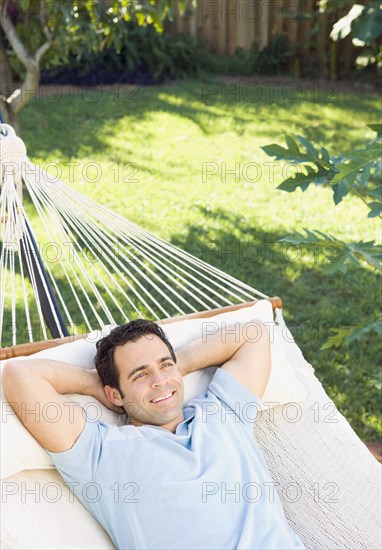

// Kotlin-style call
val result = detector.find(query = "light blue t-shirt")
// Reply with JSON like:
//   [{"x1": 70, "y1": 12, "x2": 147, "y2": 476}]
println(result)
[{"x1": 48, "y1": 368, "x2": 305, "y2": 550}]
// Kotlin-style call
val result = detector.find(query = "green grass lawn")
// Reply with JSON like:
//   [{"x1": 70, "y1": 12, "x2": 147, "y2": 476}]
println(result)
[{"x1": 16, "y1": 76, "x2": 381, "y2": 441}]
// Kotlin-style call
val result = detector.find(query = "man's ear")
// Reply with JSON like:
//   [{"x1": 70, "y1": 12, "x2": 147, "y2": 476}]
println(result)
[{"x1": 104, "y1": 385, "x2": 123, "y2": 406}]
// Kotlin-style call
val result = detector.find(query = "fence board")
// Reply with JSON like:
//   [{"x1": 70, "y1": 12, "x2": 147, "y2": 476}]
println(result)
[
  {"x1": 214, "y1": 1, "x2": 226, "y2": 55},
  {"x1": 299, "y1": 0, "x2": 314, "y2": 55},
  {"x1": 170, "y1": 0, "x2": 366, "y2": 77},
  {"x1": 284, "y1": 0, "x2": 299, "y2": 52},
  {"x1": 187, "y1": 0, "x2": 198, "y2": 36},
  {"x1": 258, "y1": 0, "x2": 270, "y2": 50},
  {"x1": 227, "y1": 0, "x2": 238, "y2": 55},
  {"x1": 272, "y1": 0, "x2": 285, "y2": 36}
]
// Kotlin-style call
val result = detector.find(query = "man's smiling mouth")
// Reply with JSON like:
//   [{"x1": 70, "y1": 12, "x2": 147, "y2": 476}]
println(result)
[{"x1": 150, "y1": 390, "x2": 175, "y2": 404}]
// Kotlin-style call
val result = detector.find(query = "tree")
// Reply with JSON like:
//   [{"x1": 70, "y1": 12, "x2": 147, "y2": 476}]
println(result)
[
  {"x1": 329, "y1": 0, "x2": 382, "y2": 73},
  {"x1": 330, "y1": 0, "x2": 382, "y2": 45},
  {"x1": 0, "y1": 0, "x2": 187, "y2": 133}
]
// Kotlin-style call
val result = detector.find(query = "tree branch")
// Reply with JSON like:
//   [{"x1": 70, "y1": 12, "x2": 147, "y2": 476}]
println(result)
[
  {"x1": 0, "y1": 0, "x2": 52, "y2": 126},
  {"x1": 11, "y1": 69, "x2": 40, "y2": 114},
  {"x1": 0, "y1": 1, "x2": 35, "y2": 71},
  {"x1": 39, "y1": 0, "x2": 54, "y2": 41},
  {"x1": 35, "y1": 40, "x2": 51, "y2": 65},
  {"x1": 0, "y1": 26, "x2": 14, "y2": 98}
]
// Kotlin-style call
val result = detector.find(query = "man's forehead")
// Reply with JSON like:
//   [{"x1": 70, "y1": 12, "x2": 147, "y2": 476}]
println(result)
[{"x1": 114, "y1": 335, "x2": 170, "y2": 371}]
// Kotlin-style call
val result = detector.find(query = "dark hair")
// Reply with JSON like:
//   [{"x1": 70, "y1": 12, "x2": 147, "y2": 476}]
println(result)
[{"x1": 95, "y1": 319, "x2": 176, "y2": 396}]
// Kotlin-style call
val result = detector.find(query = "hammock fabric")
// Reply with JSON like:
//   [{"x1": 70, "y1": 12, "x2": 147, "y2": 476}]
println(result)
[{"x1": 0, "y1": 124, "x2": 381, "y2": 549}]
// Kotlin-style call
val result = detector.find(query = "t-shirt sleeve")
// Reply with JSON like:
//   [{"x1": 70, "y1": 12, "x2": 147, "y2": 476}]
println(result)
[
  {"x1": 47, "y1": 417, "x2": 104, "y2": 488},
  {"x1": 208, "y1": 368, "x2": 262, "y2": 428}
]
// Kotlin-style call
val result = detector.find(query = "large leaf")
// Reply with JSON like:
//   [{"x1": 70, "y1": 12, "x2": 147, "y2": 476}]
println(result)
[
  {"x1": 277, "y1": 165, "x2": 331, "y2": 192},
  {"x1": 262, "y1": 141, "x2": 308, "y2": 163},
  {"x1": 330, "y1": 145, "x2": 382, "y2": 204},
  {"x1": 322, "y1": 318, "x2": 382, "y2": 349},
  {"x1": 330, "y1": 4, "x2": 364, "y2": 41},
  {"x1": 263, "y1": 135, "x2": 336, "y2": 193},
  {"x1": 263, "y1": 135, "x2": 333, "y2": 167},
  {"x1": 367, "y1": 201, "x2": 382, "y2": 218},
  {"x1": 332, "y1": 178, "x2": 350, "y2": 204},
  {"x1": 330, "y1": 1, "x2": 382, "y2": 44},
  {"x1": 280, "y1": 230, "x2": 382, "y2": 273},
  {"x1": 264, "y1": 130, "x2": 382, "y2": 207},
  {"x1": 351, "y1": 1, "x2": 382, "y2": 44}
]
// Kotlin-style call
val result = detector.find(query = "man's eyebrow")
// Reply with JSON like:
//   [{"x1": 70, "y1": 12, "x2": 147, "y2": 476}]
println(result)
[{"x1": 127, "y1": 356, "x2": 174, "y2": 380}]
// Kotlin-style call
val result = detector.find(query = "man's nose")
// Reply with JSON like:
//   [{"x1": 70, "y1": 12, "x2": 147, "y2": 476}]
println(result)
[{"x1": 150, "y1": 370, "x2": 168, "y2": 387}]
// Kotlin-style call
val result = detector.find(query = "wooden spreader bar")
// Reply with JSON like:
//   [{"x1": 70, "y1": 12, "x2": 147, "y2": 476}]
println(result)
[{"x1": 0, "y1": 297, "x2": 283, "y2": 361}]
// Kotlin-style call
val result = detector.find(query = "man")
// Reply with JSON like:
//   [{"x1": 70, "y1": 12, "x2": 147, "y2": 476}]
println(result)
[{"x1": 3, "y1": 318, "x2": 305, "y2": 550}]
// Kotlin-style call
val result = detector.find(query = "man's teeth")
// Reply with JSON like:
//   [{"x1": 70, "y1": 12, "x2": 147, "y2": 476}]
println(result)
[{"x1": 152, "y1": 392, "x2": 173, "y2": 403}]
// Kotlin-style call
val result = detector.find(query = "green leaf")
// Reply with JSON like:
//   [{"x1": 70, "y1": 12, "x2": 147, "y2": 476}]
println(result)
[
  {"x1": 264, "y1": 129, "x2": 381, "y2": 211},
  {"x1": 330, "y1": 147, "x2": 381, "y2": 201},
  {"x1": 352, "y1": 241, "x2": 382, "y2": 271},
  {"x1": 263, "y1": 134, "x2": 336, "y2": 169},
  {"x1": 332, "y1": 179, "x2": 350, "y2": 204},
  {"x1": 321, "y1": 146, "x2": 331, "y2": 164},
  {"x1": 285, "y1": 134, "x2": 300, "y2": 155},
  {"x1": 295, "y1": 134, "x2": 318, "y2": 158},
  {"x1": 277, "y1": 165, "x2": 331, "y2": 193},
  {"x1": 321, "y1": 327, "x2": 355, "y2": 350},
  {"x1": 357, "y1": 161, "x2": 374, "y2": 187},
  {"x1": 262, "y1": 142, "x2": 305, "y2": 163},
  {"x1": 351, "y1": 1, "x2": 382, "y2": 44},
  {"x1": 280, "y1": 230, "x2": 382, "y2": 273},
  {"x1": 322, "y1": 318, "x2": 382, "y2": 349},
  {"x1": 263, "y1": 134, "x2": 336, "y2": 194},
  {"x1": 367, "y1": 201, "x2": 382, "y2": 218},
  {"x1": 367, "y1": 187, "x2": 382, "y2": 201},
  {"x1": 330, "y1": 4, "x2": 364, "y2": 41}
]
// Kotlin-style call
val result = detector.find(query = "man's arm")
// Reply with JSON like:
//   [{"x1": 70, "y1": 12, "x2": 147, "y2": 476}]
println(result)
[
  {"x1": 176, "y1": 320, "x2": 271, "y2": 400},
  {"x1": 2, "y1": 359, "x2": 117, "y2": 453}
]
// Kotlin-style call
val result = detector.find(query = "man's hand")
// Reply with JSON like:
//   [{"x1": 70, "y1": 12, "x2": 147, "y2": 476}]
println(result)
[
  {"x1": 175, "y1": 353, "x2": 190, "y2": 378},
  {"x1": 85, "y1": 369, "x2": 125, "y2": 414},
  {"x1": 176, "y1": 321, "x2": 252, "y2": 376}
]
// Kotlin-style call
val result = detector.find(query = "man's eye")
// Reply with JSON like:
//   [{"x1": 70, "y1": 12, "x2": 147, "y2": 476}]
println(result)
[
  {"x1": 135, "y1": 373, "x2": 146, "y2": 380},
  {"x1": 163, "y1": 362, "x2": 173, "y2": 368}
]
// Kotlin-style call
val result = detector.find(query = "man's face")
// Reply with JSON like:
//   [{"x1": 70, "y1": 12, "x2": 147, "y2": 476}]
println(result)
[{"x1": 112, "y1": 334, "x2": 185, "y2": 432}]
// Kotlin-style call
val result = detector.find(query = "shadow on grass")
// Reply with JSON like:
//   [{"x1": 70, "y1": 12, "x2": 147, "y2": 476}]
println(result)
[{"x1": 20, "y1": 79, "x2": 380, "y2": 161}]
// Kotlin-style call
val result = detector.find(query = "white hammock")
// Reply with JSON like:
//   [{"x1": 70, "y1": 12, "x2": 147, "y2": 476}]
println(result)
[
  {"x1": 0, "y1": 124, "x2": 268, "y2": 347},
  {"x1": 0, "y1": 124, "x2": 381, "y2": 549}
]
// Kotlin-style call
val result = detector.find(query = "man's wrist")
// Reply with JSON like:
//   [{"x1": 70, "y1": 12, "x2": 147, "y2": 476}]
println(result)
[
  {"x1": 80, "y1": 369, "x2": 100, "y2": 396},
  {"x1": 176, "y1": 349, "x2": 193, "y2": 377}
]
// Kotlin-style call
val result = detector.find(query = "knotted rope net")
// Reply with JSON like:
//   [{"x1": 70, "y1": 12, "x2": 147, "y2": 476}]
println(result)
[{"x1": 0, "y1": 124, "x2": 267, "y2": 347}]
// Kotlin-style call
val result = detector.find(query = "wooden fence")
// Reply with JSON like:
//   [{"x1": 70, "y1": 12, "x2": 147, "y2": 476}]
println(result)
[{"x1": 170, "y1": 0, "x2": 361, "y2": 76}]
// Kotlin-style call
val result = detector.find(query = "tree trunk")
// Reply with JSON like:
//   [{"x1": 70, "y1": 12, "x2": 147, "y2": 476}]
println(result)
[
  {"x1": 0, "y1": 28, "x2": 14, "y2": 99},
  {"x1": 0, "y1": 0, "x2": 51, "y2": 134},
  {"x1": 0, "y1": 98, "x2": 20, "y2": 134},
  {"x1": 0, "y1": 28, "x2": 20, "y2": 134}
]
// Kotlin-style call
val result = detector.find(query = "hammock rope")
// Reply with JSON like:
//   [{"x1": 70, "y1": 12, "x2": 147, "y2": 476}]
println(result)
[{"x1": 0, "y1": 123, "x2": 269, "y2": 347}]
